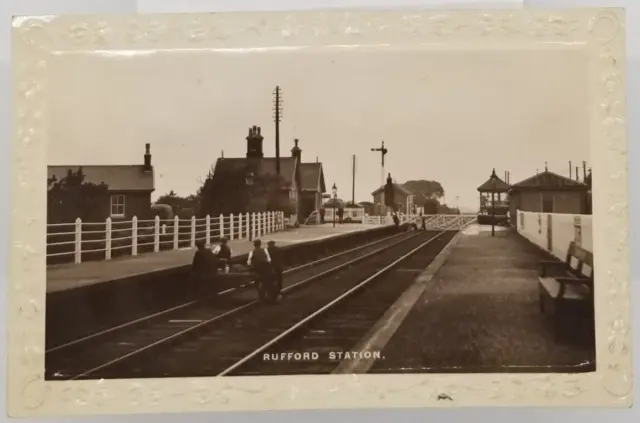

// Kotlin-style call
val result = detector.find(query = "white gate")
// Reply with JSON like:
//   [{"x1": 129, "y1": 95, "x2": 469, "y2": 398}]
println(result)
[{"x1": 365, "y1": 214, "x2": 476, "y2": 230}]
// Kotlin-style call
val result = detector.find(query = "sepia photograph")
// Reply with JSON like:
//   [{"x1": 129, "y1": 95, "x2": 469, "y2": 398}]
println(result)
[
  {"x1": 43, "y1": 34, "x2": 596, "y2": 380},
  {"x1": 8, "y1": 8, "x2": 631, "y2": 415}
]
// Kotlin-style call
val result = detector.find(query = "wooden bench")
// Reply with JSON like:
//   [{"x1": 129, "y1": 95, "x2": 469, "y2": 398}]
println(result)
[{"x1": 537, "y1": 241, "x2": 595, "y2": 342}]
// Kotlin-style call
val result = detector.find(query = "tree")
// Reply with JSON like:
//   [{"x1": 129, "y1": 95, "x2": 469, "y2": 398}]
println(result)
[
  {"x1": 47, "y1": 167, "x2": 110, "y2": 223},
  {"x1": 156, "y1": 190, "x2": 199, "y2": 217},
  {"x1": 403, "y1": 180, "x2": 445, "y2": 200}
]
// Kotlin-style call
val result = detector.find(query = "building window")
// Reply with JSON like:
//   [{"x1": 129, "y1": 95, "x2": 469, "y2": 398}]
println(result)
[{"x1": 110, "y1": 195, "x2": 126, "y2": 217}]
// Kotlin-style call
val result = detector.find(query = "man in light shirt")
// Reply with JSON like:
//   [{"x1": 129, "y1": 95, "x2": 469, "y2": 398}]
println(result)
[{"x1": 247, "y1": 239, "x2": 271, "y2": 267}]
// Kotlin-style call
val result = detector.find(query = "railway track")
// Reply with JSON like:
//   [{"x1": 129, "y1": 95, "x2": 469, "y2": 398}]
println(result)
[
  {"x1": 46, "y1": 226, "x2": 403, "y2": 350},
  {"x1": 225, "y1": 231, "x2": 456, "y2": 376},
  {"x1": 58, "y1": 230, "x2": 452, "y2": 379},
  {"x1": 46, "y1": 229, "x2": 418, "y2": 380}
]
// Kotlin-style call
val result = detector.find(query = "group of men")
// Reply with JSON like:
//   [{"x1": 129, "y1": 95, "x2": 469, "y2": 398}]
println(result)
[{"x1": 190, "y1": 236, "x2": 284, "y2": 301}]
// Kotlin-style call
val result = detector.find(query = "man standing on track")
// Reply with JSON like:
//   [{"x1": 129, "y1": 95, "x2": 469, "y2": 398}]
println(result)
[
  {"x1": 247, "y1": 239, "x2": 273, "y2": 302},
  {"x1": 267, "y1": 240, "x2": 284, "y2": 300},
  {"x1": 190, "y1": 240, "x2": 216, "y2": 299},
  {"x1": 212, "y1": 237, "x2": 232, "y2": 273}
]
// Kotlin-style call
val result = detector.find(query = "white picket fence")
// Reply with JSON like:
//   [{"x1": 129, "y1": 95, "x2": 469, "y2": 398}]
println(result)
[
  {"x1": 516, "y1": 209, "x2": 593, "y2": 263},
  {"x1": 47, "y1": 211, "x2": 285, "y2": 264}
]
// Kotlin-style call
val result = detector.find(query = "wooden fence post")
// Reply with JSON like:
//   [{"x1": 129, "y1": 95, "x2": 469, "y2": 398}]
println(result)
[
  {"x1": 105, "y1": 217, "x2": 112, "y2": 260},
  {"x1": 190, "y1": 216, "x2": 196, "y2": 248},
  {"x1": 154, "y1": 215, "x2": 160, "y2": 252},
  {"x1": 173, "y1": 215, "x2": 179, "y2": 250},
  {"x1": 229, "y1": 214, "x2": 235, "y2": 240},
  {"x1": 131, "y1": 216, "x2": 138, "y2": 256},
  {"x1": 246, "y1": 212, "x2": 250, "y2": 238},
  {"x1": 205, "y1": 215, "x2": 211, "y2": 246},
  {"x1": 251, "y1": 213, "x2": 256, "y2": 239},
  {"x1": 74, "y1": 217, "x2": 82, "y2": 264},
  {"x1": 219, "y1": 214, "x2": 224, "y2": 239}
]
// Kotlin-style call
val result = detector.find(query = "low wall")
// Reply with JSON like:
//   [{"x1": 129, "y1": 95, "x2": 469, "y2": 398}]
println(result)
[
  {"x1": 516, "y1": 209, "x2": 593, "y2": 264},
  {"x1": 46, "y1": 223, "x2": 408, "y2": 349}
]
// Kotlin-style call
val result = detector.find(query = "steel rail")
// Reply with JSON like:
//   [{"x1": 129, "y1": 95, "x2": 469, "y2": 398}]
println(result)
[
  {"x1": 67, "y1": 231, "x2": 422, "y2": 380},
  {"x1": 216, "y1": 230, "x2": 447, "y2": 376},
  {"x1": 47, "y1": 230, "x2": 407, "y2": 354}
]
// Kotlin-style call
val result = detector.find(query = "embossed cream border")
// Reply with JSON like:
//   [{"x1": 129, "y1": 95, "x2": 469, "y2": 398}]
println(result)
[{"x1": 8, "y1": 8, "x2": 631, "y2": 416}]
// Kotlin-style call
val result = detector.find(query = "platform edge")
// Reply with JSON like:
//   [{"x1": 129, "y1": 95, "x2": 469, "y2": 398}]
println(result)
[{"x1": 332, "y1": 230, "x2": 464, "y2": 374}]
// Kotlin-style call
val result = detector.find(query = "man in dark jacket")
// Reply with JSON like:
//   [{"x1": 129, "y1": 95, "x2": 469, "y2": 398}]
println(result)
[
  {"x1": 267, "y1": 240, "x2": 284, "y2": 299},
  {"x1": 392, "y1": 211, "x2": 400, "y2": 227},
  {"x1": 247, "y1": 239, "x2": 273, "y2": 302},
  {"x1": 212, "y1": 237, "x2": 232, "y2": 273},
  {"x1": 191, "y1": 240, "x2": 216, "y2": 299}
]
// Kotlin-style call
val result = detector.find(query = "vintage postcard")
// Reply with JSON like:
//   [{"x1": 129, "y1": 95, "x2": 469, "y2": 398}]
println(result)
[{"x1": 8, "y1": 8, "x2": 631, "y2": 416}]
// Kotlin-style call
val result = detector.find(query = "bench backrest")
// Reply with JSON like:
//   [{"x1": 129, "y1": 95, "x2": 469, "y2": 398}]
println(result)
[{"x1": 565, "y1": 241, "x2": 594, "y2": 279}]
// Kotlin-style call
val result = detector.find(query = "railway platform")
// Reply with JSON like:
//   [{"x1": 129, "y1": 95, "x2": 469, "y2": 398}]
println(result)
[
  {"x1": 46, "y1": 223, "x2": 391, "y2": 293},
  {"x1": 339, "y1": 224, "x2": 595, "y2": 374}
]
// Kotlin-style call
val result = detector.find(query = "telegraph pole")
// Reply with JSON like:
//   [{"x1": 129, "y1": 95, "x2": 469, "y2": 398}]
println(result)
[
  {"x1": 273, "y1": 86, "x2": 283, "y2": 176},
  {"x1": 351, "y1": 155, "x2": 356, "y2": 205},
  {"x1": 370, "y1": 141, "x2": 388, "y2": 189}
]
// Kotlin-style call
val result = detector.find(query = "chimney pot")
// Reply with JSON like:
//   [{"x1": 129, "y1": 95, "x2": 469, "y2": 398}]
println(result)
[
  {"x1": 144, "y1": 143, "x2": 152, "y2": 169},
  {"x1": 246, "y1": 124, "x2": 264, "y2": 159}
]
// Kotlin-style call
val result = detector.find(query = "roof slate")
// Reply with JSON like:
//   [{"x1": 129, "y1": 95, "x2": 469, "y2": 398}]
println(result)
[
  {"x1": 47, "y1": 165, "x2": 155, "y2": 191},
  {"x1": 509, "y1": 170, "x2": 588, "y2": 192},
  {"x1": 212, "y1": 157, "x2": 325, "y2": 192},
  {"x1": 477, "y1": 175, "x2": 511, "y2": 193}
]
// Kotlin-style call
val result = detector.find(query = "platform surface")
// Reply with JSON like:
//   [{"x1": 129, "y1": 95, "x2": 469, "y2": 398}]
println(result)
[
  {"x1": 47, "y1": 223, "x2": 389, "y2": 294},
  {"x1": 370, "y1": 224, "x2": 595, "y2": 373}
]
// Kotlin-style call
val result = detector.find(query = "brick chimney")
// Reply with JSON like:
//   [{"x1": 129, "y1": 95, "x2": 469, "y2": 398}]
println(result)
[
  {"x1": 291, "y1": 138, "x2": 301, "y2": 162},
  {"x1": 246, "y1": 125, "x2": 264, "y2": 159},
  {"x1": 143, "y1": 143, "x2": 152, "y2": 171}
]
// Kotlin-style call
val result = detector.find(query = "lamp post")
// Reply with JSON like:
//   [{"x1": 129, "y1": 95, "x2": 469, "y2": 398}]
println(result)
[
  {"x1": 332, "y1": 183, "x2": 337, "y2": 228},
  {"x1": 245, "y1": 171, "x2": 255, "y2": 241}
]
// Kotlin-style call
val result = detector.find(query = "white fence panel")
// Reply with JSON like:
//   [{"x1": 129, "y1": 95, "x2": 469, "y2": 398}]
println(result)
[
  {"x1": 46, "y1": 210, "x2": 286, "y2": 265},
  {"x1": 517, "y1": 209, "x2": 593, "y2": 264}
]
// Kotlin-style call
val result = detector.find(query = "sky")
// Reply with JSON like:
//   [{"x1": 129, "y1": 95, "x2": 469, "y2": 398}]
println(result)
[{"x1": 47, "y1": 46, "x2": 590, "y2": 212}]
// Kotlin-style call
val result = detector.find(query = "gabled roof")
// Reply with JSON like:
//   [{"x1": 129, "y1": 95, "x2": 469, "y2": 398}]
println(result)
[
  {"x1": 47, "y1": 165, "x2": 155, "y2": 191},
  {"x1": 477, "y1": 174, "x2": 510, "y2": 193},
  {"x1": 508, "y1": 170, "x2": 589, "y2": 192},
  {"x1": 371, "y1": 183, "x2": 413, "y2": 197},
  {"x1": 212, "y1": 157, "x2": 324, "y2": 192},
  {"x1": 299, "y1": 162, "x2": 327, "y2": 193}
]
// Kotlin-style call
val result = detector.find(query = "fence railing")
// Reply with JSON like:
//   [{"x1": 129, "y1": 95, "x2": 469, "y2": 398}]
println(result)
[
  {"x1": 364, "y1": 213, "x2": 477, "y2": 229},
  {"x1": 47, "y1": 211, "x2": 285, "y2": 265}
]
